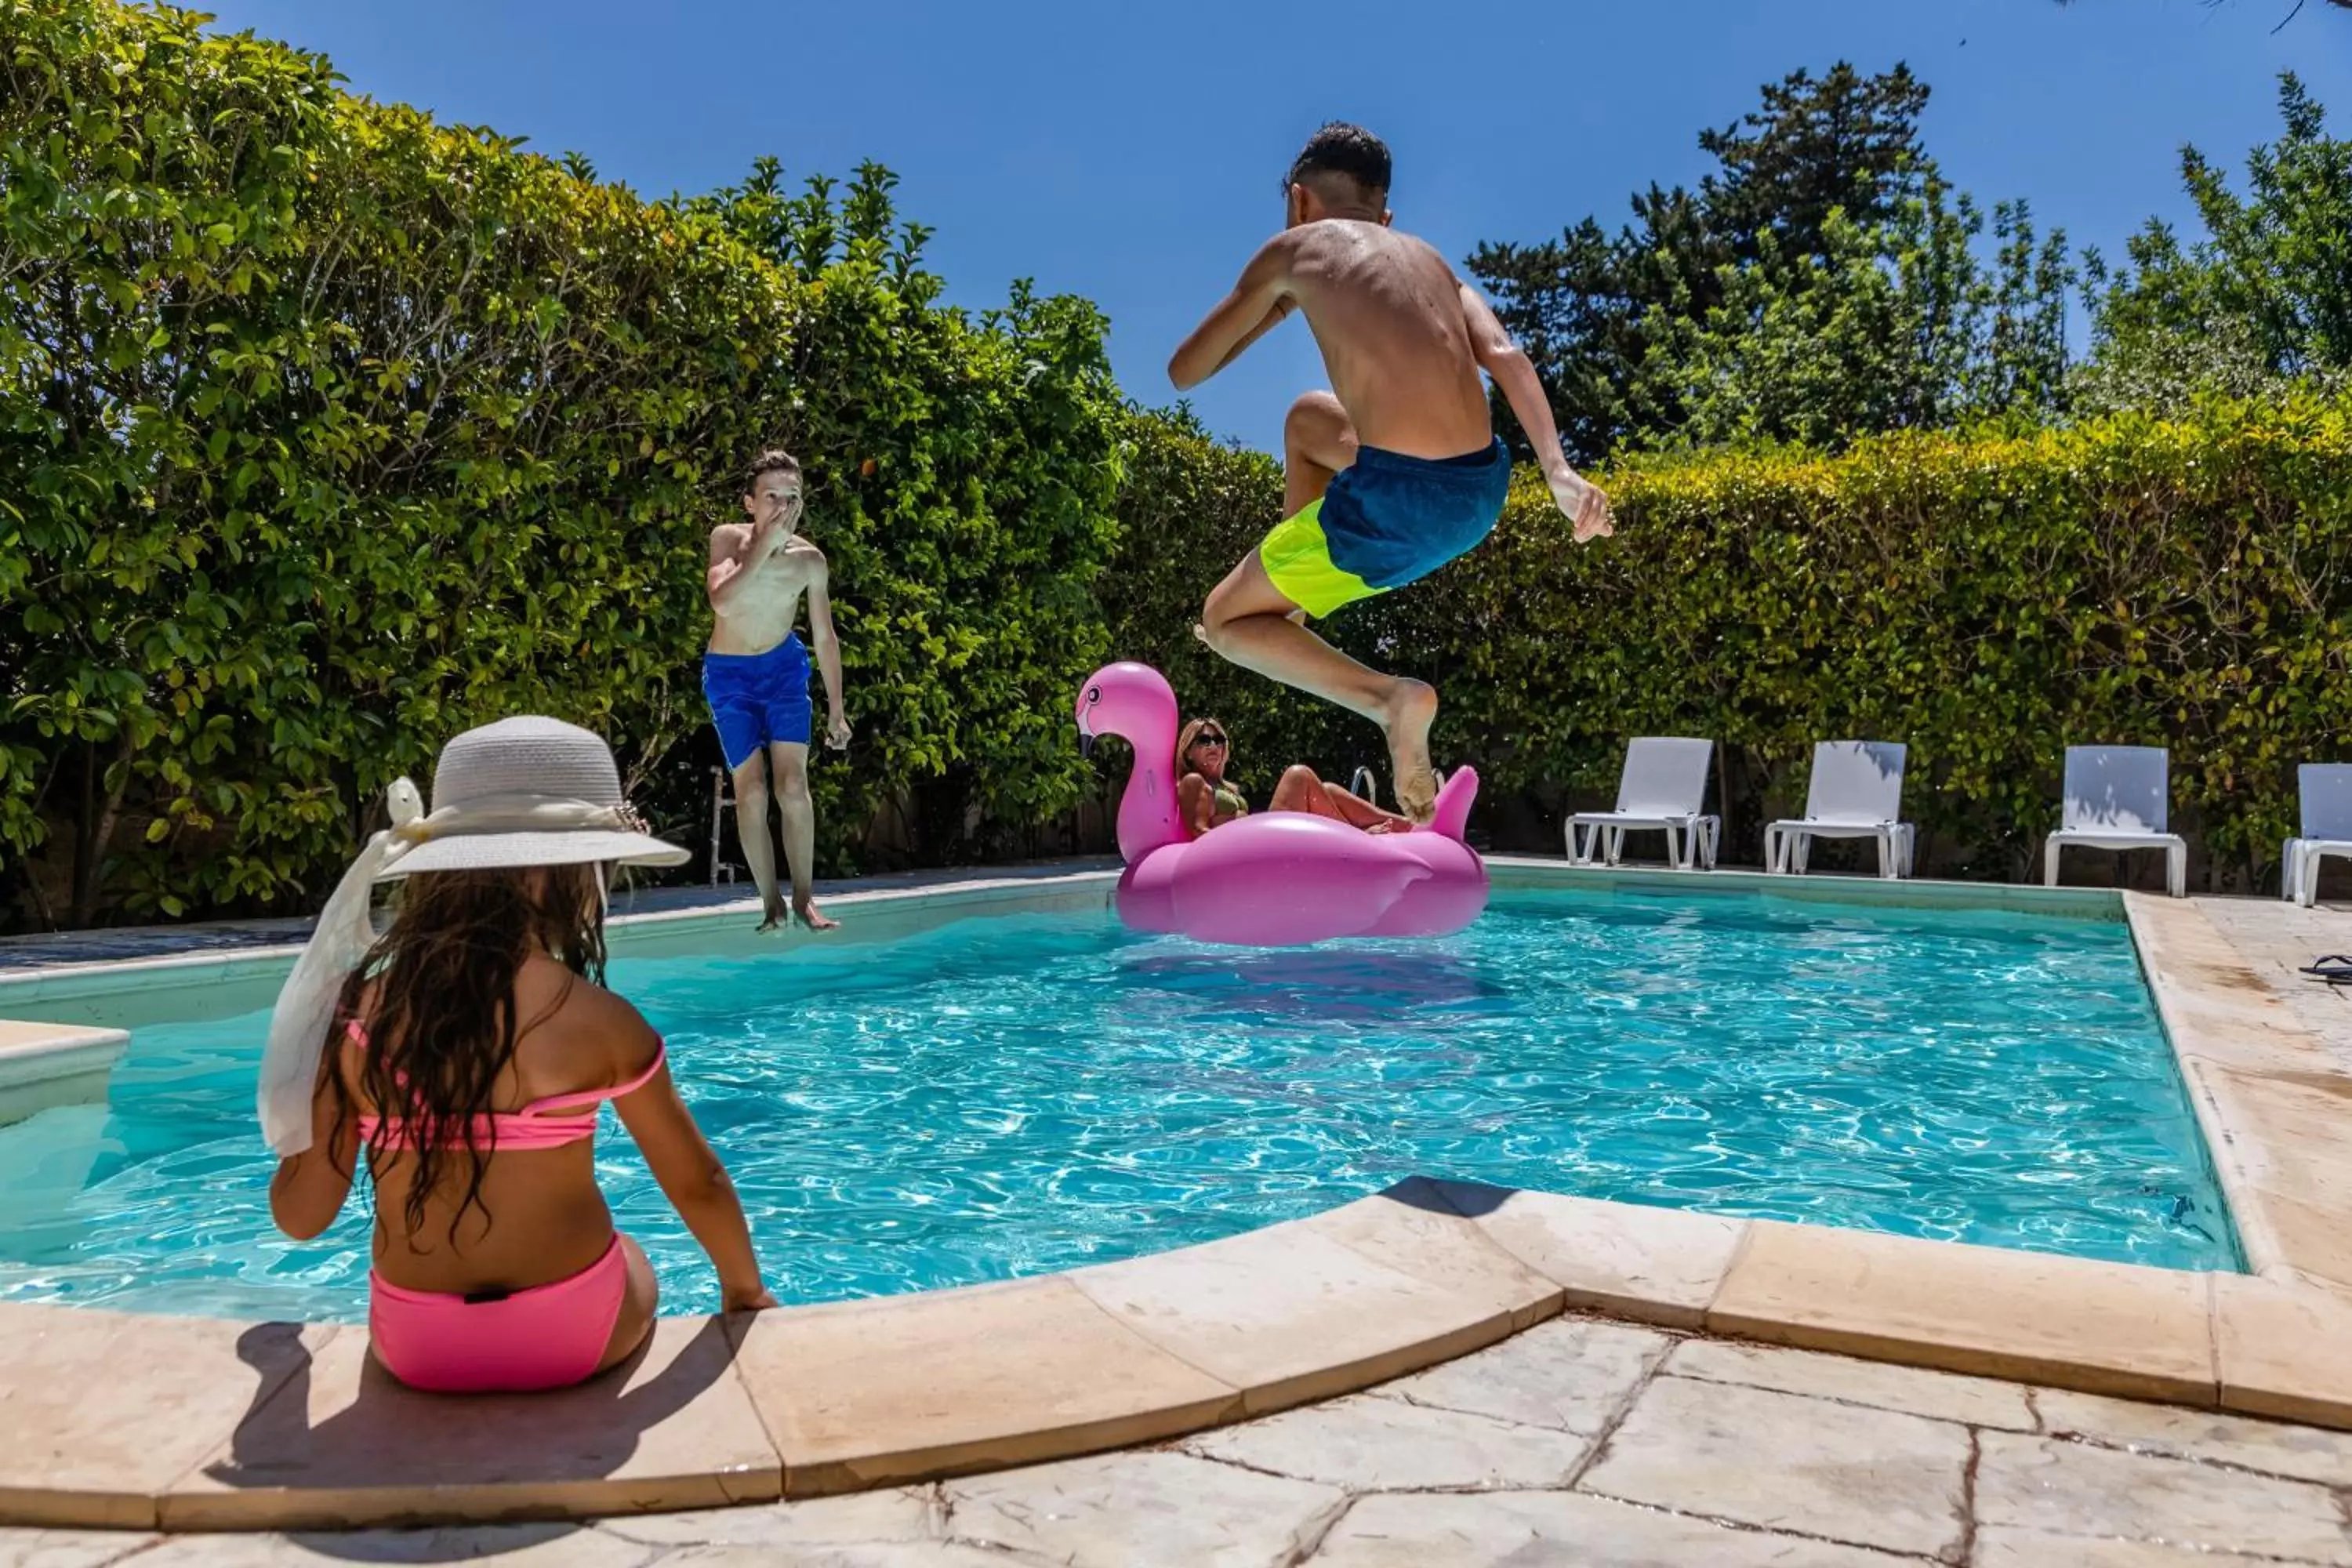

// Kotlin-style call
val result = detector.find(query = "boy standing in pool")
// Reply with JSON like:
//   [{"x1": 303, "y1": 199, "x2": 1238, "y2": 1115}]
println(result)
[
  {"x1": 705, "y1": 448, "x2": 852, "y2": 931},
  {"x1": 1171, "y1": 123, "x2": 1613, "y2": 824}
]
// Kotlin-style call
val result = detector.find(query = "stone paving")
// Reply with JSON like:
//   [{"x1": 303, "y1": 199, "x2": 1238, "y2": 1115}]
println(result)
[
  {"x1": 2197, "y1": 894, "x2": 2352, "y2": 1073},
  {"x1": 10, "y1": 1318, "x2": 2352, "y2": 1566}
]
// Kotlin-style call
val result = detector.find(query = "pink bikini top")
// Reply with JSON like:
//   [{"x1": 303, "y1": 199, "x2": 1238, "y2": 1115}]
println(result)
[{"x1": 347, "y1": 1021, "x2": 666, "y2": 1152}]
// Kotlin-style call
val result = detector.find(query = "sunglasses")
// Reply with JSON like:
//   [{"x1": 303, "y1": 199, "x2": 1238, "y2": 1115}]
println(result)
[{"x1": 1192, "y1": 733, "x2": 1229, "y2": 748}]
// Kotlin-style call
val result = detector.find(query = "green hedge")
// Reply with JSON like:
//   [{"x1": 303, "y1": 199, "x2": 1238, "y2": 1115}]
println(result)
[
  {"x1": 0, "y1": 0, "x2": 1121, "y2": 928},
  {"x1": 1110, "y1": 400, "x2": 2352, "y2": 887}
]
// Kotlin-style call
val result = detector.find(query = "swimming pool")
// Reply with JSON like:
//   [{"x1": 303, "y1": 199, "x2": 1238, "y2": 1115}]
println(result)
[{"x1": 0, "y1": 884, "x2": 2238, "y2": 1321}]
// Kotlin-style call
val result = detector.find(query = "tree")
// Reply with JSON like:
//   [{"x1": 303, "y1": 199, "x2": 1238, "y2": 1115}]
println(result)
[
  {"x1": 1700, "y1": 63, "x2": 1933, "y2": 262},
  {"x1": 2076, "y1": 74, "x2": 2352, "y2": 413},
  {"x1": 1468, "y1": 64, "x2": 1936, "y2": 463},
  {"x1": 1468, "y1": 63, "x2": 2070, "y2": 461},
  {"x1": 1641, "y1": 190, "x2": 2071, "y2": 452}
]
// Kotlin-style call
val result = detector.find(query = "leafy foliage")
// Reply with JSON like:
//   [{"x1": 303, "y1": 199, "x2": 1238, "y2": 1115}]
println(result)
[
  {"x1": 1468, "y1": 63, "x2": 2071, "y2": 460},
  {"x1": 1116, "y1": 400, "x2": 2352, "y2": 890},
  {"x1": 0, "y1": 0, "x2": 1122, "y2": 928},
  {"x1": 2075, "y1": 74, "x2": 2352, "y2": 415},
  {"x1": 1642, "y1": 191, "x2": 2072, "y2": 452}
]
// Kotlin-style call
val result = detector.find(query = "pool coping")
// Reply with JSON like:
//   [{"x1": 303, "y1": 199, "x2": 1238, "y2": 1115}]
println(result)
[
  {"x1": 0, "y1": 862, "x2": 2348, "y2": 1530},
  {"x1": 0, "y1": 1020, "x2": 129, "y2": 1129}
]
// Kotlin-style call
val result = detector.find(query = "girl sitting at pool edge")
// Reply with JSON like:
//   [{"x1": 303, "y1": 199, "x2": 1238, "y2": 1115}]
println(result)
[
  {"x1": 263, "y1": 716, "x2": 774, "y2": 1395},
  {"x1": 1176, "y1": 715, "x2": 1414, "y2": 839}
]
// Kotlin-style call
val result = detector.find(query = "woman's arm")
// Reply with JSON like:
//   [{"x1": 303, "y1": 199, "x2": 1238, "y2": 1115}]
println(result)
[{"x1": 1177, "y1": 772, "x2": 1217, "y2": 837}]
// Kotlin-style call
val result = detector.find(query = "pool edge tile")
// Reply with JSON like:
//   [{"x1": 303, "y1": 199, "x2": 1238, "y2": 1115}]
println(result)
[
  {"x1": 2212, "y1": 1274, "x2": 2352, "y2": 1430},
  {"x1": 1705, "y1": 1220, "x2": 2218, "y2": 1406},
  {"x1": 1301, "y1": 1180, "x2": 1568, "y2": 1330},
  {"x1": 158, "y1": 1313, "x2": 782, "y2": 1530},
  {"x1": 2177, "y1": 1057, "x2": 2352, "y2": 1292},
  {"x1": 0, "y1": 1304, "x2": 335, "y2": 1531},
  {"x1": 1065, "y1": 1216, "x2": 1525, "y2": 1417},
  {"x1": 728, "y1": 1275, "x2": 1243, "y2": 1501},
  {"x1": 1428, "y1": 1183, "x2": 1748, "y2": 1330}
]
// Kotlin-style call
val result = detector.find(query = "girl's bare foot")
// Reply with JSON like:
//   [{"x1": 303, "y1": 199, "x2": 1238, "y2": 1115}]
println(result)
[
  {"x1": 1381, "y1": 679, "x2": 1440, "y2": 824},
  {"x1": 794, "y1": 899, "x2": 840, "y2": 932},
  {"x1": 756, "y1": 906, "x2": 788, "y2": 935}
]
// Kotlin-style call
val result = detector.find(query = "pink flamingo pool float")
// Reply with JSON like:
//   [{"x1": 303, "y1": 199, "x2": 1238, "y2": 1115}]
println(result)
[{"x1": 1074, "y1": 662, "x2": 1488, "y2": 946}]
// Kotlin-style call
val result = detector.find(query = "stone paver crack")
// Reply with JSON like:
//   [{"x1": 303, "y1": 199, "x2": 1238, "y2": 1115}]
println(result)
[
  {"x1": 2046, "y1": 1427, "x2": 2352, "y2": 1489},
  {"x1": 1980, "y1": 1526, "x2": 2352, "y2": 1566},
  {"x1": 1557, "y1": 1325, "x2": 1671, "y2": 1492},
  {"x1": 1285, "y1": 1491, "x2": 1360, "y2": 1567},
  {"x1": 1374, "y1": 1384, "x2": 1613, "y2": 1439},
  {"x1": 1181, "y1": 1445, "x2": 1352, "y2": 1490},
  {"x1": 927, "y1": 1533, "x2": 1080, "y2": 1567},
  {"x1": 1950, "y1": 1425, "x2": 1983, "y2": 1568},
  {"x1": 1533, "y1": 1491, "x2": 1946, "y2": 1562},
  {"x1": 937, "y1": 1479, "x2": 964, "y2": 1540}
]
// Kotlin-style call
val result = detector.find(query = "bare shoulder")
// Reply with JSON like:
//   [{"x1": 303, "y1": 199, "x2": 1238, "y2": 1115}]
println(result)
[
  {"x1": 1284, "y1": 220, "x2": 1356, "y2": 263},
  {"x1": 1244, "y1": 225, "x2": 1315, "y2": 277},
  {"x1": 1296, "y1": 221, "x2": 1451, "y2": 287},
  {"x1": 782, "y1": 535, "x2": 829, "y2": 583},
  {"x1": 708, "y1": 519, "x2": 753, "y2": 557},
  {"x1": 1385, "y1": 226, "x2": 1459, "y2": 277},
  {"x1": 517, "y1": 956, "x2": 661, "y2": 1083}
]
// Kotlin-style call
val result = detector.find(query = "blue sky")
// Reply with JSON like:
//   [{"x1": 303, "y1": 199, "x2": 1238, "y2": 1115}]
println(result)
[{"x1": 201, "y1": 0, "x2": 2347, "y2": 454}]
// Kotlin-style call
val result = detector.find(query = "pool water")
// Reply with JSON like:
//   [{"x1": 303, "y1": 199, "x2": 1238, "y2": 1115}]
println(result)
[{"x1": 0, "y1": 887, "x2": 2238, "y2": 1321}]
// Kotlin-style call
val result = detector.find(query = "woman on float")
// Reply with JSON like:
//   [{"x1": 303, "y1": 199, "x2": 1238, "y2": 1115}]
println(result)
[
  {"x1": 262, "y1": 715, "x2": 774, "y2": 1394},
  {"x1": 1174, "y1": 716, "x2": 1414, "y2": 840}
]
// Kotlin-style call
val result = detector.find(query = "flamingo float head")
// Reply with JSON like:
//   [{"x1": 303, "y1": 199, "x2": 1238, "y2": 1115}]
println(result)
[
  {"x1": 1076, "y1": 662, "x2": 1185, "y2": 863},
  {"x1": 1074, "y1": 662, "x2": 1178, "y2": 759}
]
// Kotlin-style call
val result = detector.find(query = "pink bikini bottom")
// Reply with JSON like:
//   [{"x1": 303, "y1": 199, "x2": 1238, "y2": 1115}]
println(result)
[{"x1": 368, "y1": 1236, "x2": 630, "y2": 1393}]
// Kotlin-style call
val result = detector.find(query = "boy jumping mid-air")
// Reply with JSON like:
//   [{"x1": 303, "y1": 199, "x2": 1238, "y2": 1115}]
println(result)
[
  {"x1": 705, "y1": 448, "x2": 851, "y2": 931},
  {"x1": 1171, "y1": 123, "x2": 1613, "y2": 824}
]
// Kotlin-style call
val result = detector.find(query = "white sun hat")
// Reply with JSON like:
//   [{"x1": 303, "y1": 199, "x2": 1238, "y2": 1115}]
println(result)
[
  {"x1": 384, "y1": 714, "x2": 688, "y2": 877},
  {"x1": 258, "y1": 715, "x2": 687, "y2": 1155}
]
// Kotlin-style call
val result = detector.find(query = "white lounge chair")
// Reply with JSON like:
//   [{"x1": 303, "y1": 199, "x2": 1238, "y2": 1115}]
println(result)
[
  {"x1": 1567, "y1": 738, "x2": 1720, "y2": 871},
  {"x1": 2282, "y1": 763, "x2": 2352, "y2": 907},
  {"x1": 2043, "y1": 746, "x2": 2187, "y2": 898},
  {"x1": 1765, "y1": 741, "x2": 1915, "y2": 879}
]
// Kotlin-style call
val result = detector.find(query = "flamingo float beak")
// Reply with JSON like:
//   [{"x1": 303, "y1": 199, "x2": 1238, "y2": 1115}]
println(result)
[{"x1": 1079, "y1": 733, "x2": 1096, "y2": 758}]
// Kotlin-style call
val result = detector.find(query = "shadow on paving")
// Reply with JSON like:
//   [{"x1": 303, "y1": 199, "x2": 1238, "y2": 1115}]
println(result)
[{"x1": 196, "y1": 1316, "x2": 751, "y2": 1559}]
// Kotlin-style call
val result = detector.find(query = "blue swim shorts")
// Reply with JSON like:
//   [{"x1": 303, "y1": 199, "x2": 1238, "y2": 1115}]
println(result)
[
  {"x1": 1259, "y1": 437, "x2": 1512, "y2": 619},
  {"x1": 703, "y1": 634, "x2": 812, "y2": 770}
]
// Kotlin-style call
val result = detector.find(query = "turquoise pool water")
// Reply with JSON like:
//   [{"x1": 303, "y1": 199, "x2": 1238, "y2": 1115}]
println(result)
[{"x1": 0, "y1": 887, "x2": 2237, "y2": 1320}]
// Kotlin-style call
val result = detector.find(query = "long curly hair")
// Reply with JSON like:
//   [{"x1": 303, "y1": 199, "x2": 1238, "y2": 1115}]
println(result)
[{"x1": 328, "y1": 863, "x2": 608, "y2": 1246}]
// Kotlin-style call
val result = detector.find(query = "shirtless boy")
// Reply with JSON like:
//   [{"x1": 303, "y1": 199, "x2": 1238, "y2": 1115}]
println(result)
[
  {"x1": 1171, "y1": 123, "x2": 1613, "y2": 824},
  {"x1": 704, "y1": 448, "x2": 851, "y2": 931}
]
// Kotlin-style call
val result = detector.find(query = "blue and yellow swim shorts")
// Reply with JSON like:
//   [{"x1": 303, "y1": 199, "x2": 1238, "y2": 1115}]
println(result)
[{"x1": 1258, "y1": 437, "x2": 1512, "y2": 619}]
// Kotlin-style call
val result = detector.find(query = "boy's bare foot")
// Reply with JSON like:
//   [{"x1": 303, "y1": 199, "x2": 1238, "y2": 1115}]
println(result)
[
  {"x1": 794, "y1": 899, "x2": 840, "y2": 932},
  {"x1": 1381, "y1": 679, "x2": 1440, "y2": 824}
]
